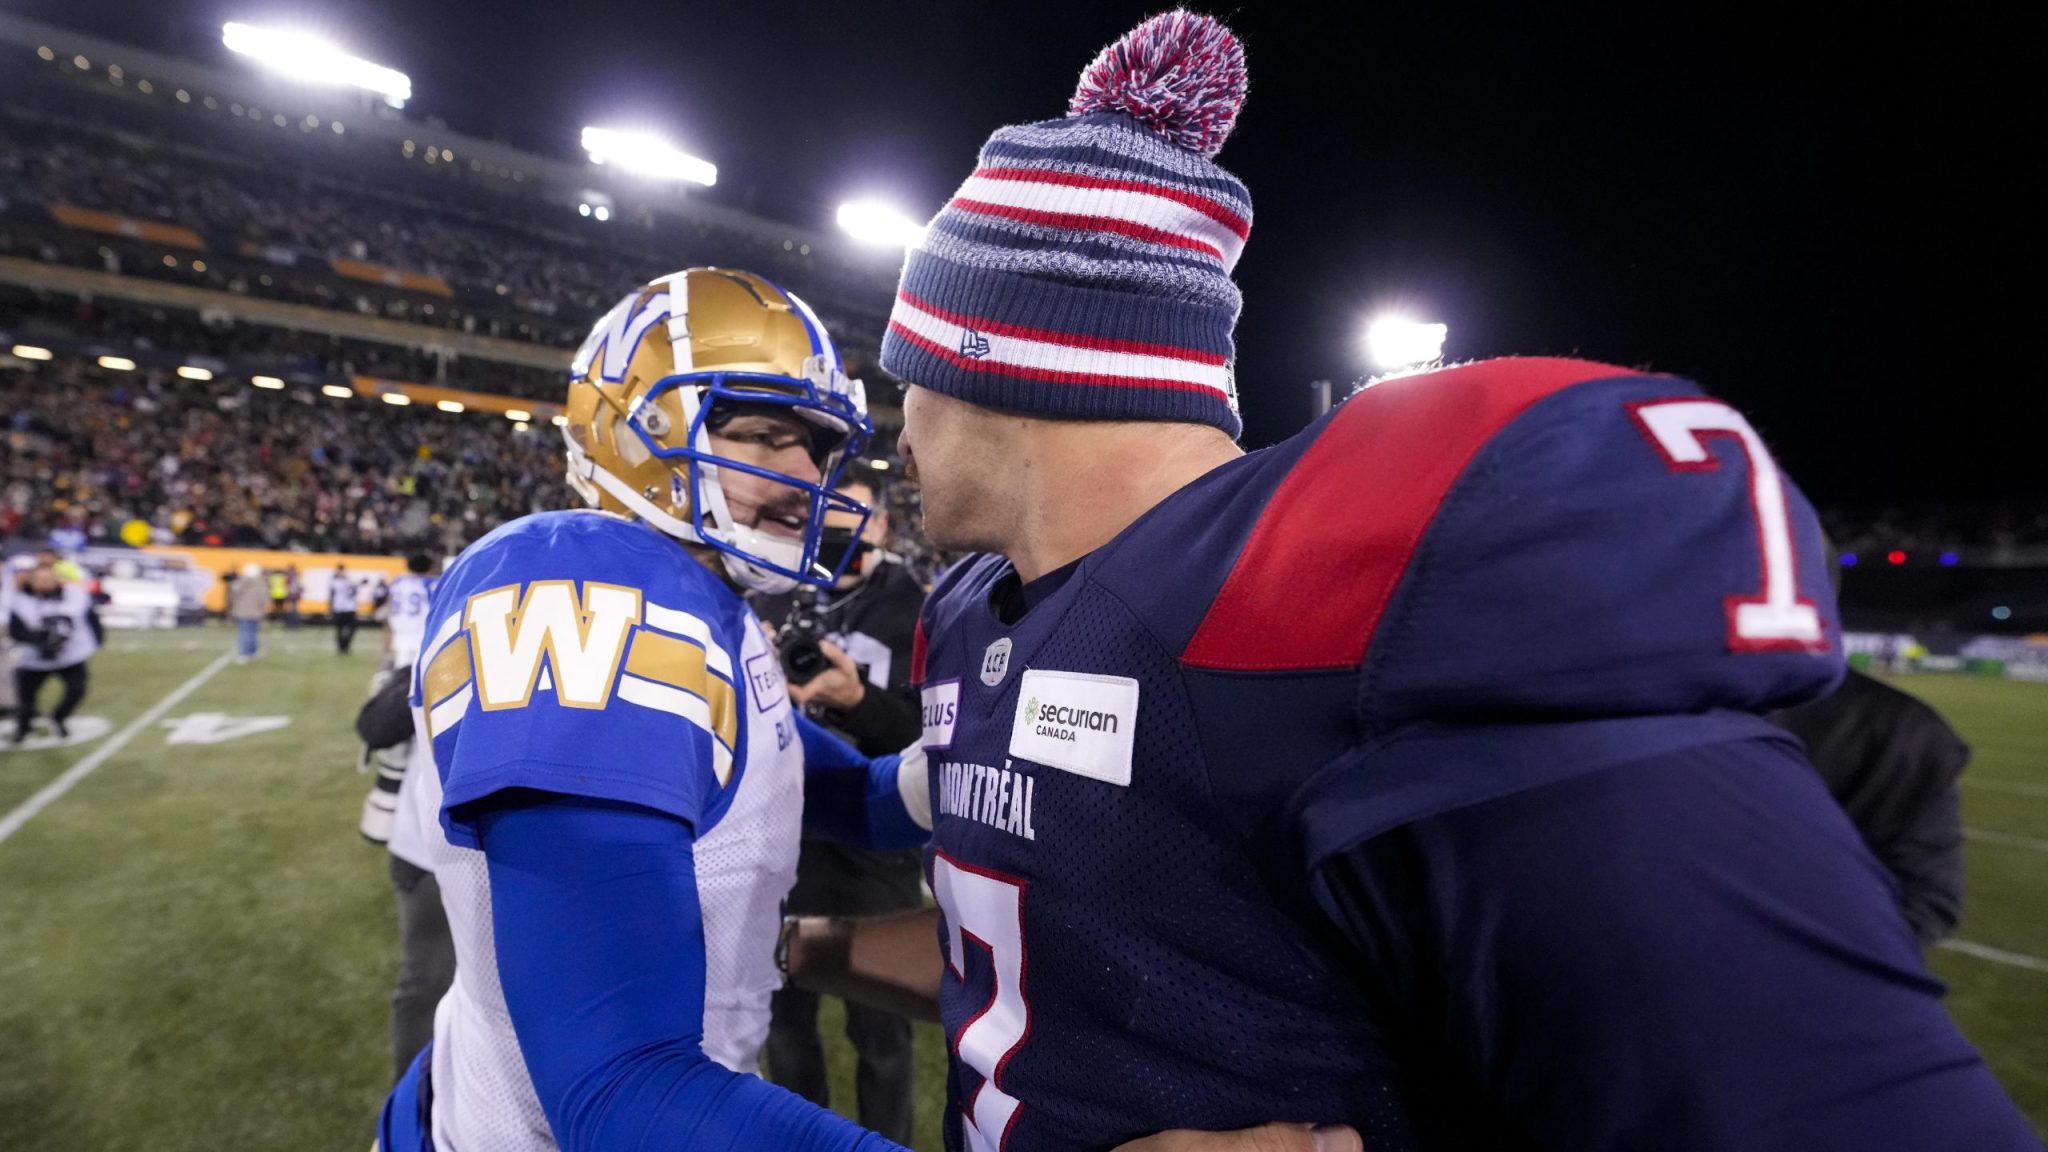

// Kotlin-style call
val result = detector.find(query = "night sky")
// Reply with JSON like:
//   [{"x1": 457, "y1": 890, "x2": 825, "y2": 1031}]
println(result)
[{"x1": 15, "y1": 1, "x2": 2023, "y2": 507}]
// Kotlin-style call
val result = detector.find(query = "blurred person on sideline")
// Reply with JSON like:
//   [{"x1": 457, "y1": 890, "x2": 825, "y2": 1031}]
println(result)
[
  {"x1": 330, "y1": 564, "x2": 361, "y2": 656},
  {"x1": 0, "y1": 556, "x2": 21, "y2": 724},
  {"x1": 379, "y1": 554, "x2": 440, "y2": 669},
  {"x1": 9, "y1": 561, "x2": 101, "y2": 743},
  {"x1": 355, "y1": 650, "x2": 454, "y2": 1082},
  {"x1": 228, "y1": 562, "x2": 269, "y2": 662},
  {"x1": 752, "y1": 470, "x2": 926, "y2": 1143},
  {"x1": 360, "y1": 550, "x2": 454, "y2": 1081},
  {"x1": 267, "y1": 565, "x2": 289, "y2": 624},
  {"x1": 283, "y1": 563, "x2": 304, "y2": 628}
]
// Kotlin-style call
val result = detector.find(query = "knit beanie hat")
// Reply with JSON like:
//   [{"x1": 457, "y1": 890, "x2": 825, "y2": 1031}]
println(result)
[{"x1": 881, "y1": 10, "x2": 1252, "y2": 439}]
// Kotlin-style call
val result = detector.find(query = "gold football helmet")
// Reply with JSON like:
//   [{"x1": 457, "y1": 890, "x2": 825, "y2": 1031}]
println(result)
[{"x1": 562, "y1": 267, "x2": 871, "y2": 594}]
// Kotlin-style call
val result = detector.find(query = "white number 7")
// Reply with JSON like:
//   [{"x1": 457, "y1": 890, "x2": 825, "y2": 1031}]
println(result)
[
  {"x1": 1630, "y1": 399, "x2": 1826, "y2": 652},
  {"x1": 931, "y1": 852, "x2": 1028, "y2": 1152}
]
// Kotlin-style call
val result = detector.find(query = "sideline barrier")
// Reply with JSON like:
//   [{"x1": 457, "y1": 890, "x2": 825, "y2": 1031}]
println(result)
[
  {"x1": 1845, "y1": 631, "x2": 2048, "y2": 683},
  {"x1": 144, "y1": 545, "x2": 411, "y2": 614}
]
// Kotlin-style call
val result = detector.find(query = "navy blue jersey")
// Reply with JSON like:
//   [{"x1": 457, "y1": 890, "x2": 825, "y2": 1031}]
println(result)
[{"x1": 914, "y1": 358, "x2": 2030, "y2": 1150}]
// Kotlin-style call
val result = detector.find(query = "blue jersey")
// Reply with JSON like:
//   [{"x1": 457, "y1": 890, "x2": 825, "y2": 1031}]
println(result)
[
  {"x1": 914, "y1": 358, "x2": 2031, "y2": 1150},
  {"x1": 392, "y1": 509, "x2": 891, "y2": 1152}
]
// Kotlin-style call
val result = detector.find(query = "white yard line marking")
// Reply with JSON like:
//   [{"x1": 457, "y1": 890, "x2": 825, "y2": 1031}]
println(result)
[
  {"x1": 1939, "y1": 939, "x2": 2048, "y2": 974},
  {"x1": 1963, "y1": 777, "x2": 2048, "y2": 800},
  {"x1": 0, "y1": 651, "x2": 235, "y2": 847},
  {"x1": 1964, "y1": 827, "x2": 2048, "y2": 854}
]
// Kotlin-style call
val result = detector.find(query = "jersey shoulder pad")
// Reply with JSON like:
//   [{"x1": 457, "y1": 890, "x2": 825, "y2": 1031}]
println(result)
[
  {"x1": 1169, "y1": 358, "x2": 1842, "y2": 723},
  {"x1": 1177, "y1": 357, "x2": 1621, "y2": 673},
  {"x1": 419, "y1": 510, "x2": 748, "y2": 848}
]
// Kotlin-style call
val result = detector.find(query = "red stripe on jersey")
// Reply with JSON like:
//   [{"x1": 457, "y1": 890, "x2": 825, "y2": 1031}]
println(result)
[
  {"x1": 911, "y1": 615, "x2": 928, "y2": 686},
  {"x1": 1183, "y1": 358, "x2": 1637, "y2": 671},
  {"x1": 897, "y1": 290, "x2": 1228, "y2": 366},
  {"x1": 949, "y1": 199, "x2": 1224, "y2": 261},
  {"x1": 887, "y1": 322, "x2": 1225, "y2": 397},
  {"x1": 972, "y1": 166, "x2": 1251, "y2": 239}
]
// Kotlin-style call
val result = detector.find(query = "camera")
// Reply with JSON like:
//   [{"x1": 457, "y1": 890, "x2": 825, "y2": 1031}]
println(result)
[
  {"x1": 36, "y1": 615, "x2": 74, "y2": 662},
  {"x1": 775, "y1": 594, "x2": 831, "y2": 685}
]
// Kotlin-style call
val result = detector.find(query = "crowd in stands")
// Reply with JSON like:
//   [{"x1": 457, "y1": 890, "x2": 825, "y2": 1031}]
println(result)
[
  {"x1": 0, "y1": 123, "x2": 616, "y2": 344},
  {"x1": 1, "y1": 360, "x2": 938, "y2": 576},
  {"x1": 0, "y1": 105, "x2": 887, "y2": 364},
  {"x1": 2, "y1": 362, "x2": 563, "y2": 555},
  {"x1": 1, "y1": 288, "x2": 566, "y2": 398}
]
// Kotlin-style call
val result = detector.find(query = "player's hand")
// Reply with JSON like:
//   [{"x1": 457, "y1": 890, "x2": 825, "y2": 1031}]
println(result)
[
  {"x1": 1110, "y1": 1124, "x2": 1362, "y2": 1152},
  {"x1": 787, "y1": 639, "x2": 867, "y2": 711}
]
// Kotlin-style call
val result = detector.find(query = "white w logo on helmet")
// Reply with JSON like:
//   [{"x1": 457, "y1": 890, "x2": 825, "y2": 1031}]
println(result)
[{"x1": 571, "y1": 291, "x2": 671, "y2": 384}]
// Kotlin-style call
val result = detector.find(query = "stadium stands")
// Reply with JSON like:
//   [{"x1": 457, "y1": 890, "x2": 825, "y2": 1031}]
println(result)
[{"x1": 2, "y1": 360, "x2": 562, "y2": 554}]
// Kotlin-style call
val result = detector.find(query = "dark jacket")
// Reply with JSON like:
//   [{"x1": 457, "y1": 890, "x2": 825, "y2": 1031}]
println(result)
[
  {"x1": 356, "y1": 665, "x2": 415, "y2": 750},
  {"x1": 1772, "y1": 668, "x2": 1970, "y2": 945}
]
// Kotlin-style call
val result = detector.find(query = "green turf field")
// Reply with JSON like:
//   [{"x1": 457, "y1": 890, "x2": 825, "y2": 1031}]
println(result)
[{"x1": 0, "y1": 627, "x2": 2042, "y2": 1149}]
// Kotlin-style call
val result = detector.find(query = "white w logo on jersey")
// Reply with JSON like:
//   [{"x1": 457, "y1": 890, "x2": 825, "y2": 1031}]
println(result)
[{"x1": 465, "y1": 581, "x2": 644, "y2": 711}]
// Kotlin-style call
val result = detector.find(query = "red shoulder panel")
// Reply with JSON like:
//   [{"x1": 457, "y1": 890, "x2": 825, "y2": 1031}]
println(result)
[
  {"x1": 1182, "y1": 357, "x2": 1638, "y2": 671},
  {"x1": 910, "y1": 614, "x2": 929, "y2": 686}
]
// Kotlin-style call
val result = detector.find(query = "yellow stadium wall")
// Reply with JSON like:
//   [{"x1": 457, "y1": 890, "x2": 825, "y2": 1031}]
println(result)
[{"x1": 145, "y1": 545, "x2": 411, "y2": 613}]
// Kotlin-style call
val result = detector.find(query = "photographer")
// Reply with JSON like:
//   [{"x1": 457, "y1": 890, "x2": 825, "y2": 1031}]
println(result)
[
  {"x1": 753, "y1": 469, "x2": 925, "y2": 1143},
  {"x1": 354, "y1": 658, "x2": 455, "y2": 1082},
  {"x1": 9, "y1": 561, "x2": 101, "y2": 743}
]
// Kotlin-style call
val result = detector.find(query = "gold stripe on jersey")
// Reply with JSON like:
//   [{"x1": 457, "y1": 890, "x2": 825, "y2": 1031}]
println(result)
[
  {"x1": 624, "y1": 628, "x2": 739, "y2": 750},
  {"x1": 424, "y1": 634, "x2": 474, "y2": 706}
]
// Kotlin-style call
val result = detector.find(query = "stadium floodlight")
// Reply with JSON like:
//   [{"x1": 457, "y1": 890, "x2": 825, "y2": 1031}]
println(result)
[
  {"x1": 1363, "y1": 315, "x2": 1448, "y2": 371},
  {"x1": 580, "y1": 127, "x2": 716, "y2": 187},
  {"x1": 837, "y1": 200, "x2": 926, "y2": 248},
  {"x1": 178, "y1": 365, "x2": 214, "y2": 381},
  {"x1": 321, "y1": 384, "x2": 353, "y2": 398},
  {"x1": 220, "y1": 22, "x2": 412, "y2": 108},
  {"x1": 98, "y1": 355, "x2": 136, "y2": 371},
  {"x1": 11, "y1": 344, "x2": 53, "y2": 361},
  {"x1": 505, "y1": 409, "x2": 531, "y2": 422},
  {"x1": 869, "y1": 458, "x2": 890, "y2": 470},
  {"x1": 437, "y1": 400, "x2": 465, "y2": 413},
  {"x1": 250, "y1": 376, "x2": 284, "y2": 390},
  {"x1": 382, "y1": 393, "x2": 412, "y2": 406}
]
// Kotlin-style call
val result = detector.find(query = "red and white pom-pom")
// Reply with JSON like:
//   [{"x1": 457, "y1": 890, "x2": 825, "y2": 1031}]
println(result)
[{"x1": 1069, "y1": 9, "x2": 1248, "y2": 158}]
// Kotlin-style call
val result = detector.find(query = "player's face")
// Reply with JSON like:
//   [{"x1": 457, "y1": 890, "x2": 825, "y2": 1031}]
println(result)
[
  {"x1": 824, "y1": 482, "x2": 886, "y2": 542},
  {"x1": 899, "y1": 385, "x2": 1013, "y2": 552},
  {"x1": 707, "y1": 409, "x2": 825, "y2": 542}
]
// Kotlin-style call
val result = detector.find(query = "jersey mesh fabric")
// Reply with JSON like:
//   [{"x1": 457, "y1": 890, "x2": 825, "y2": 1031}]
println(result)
[
  {"x1": 430, "y1": 847, "x2": 557, "y2": 1151},
  {"x1": 934, "y1": 577, "x2": 1409, "y2": 1150},
  {"x1": 692, "y1": 615, "x2": 805, "y2": 1074}
]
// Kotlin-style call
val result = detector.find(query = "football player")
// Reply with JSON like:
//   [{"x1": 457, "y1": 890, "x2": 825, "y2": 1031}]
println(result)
[
  {"x1": 375, "y1": 267, "x2": 924, "y2": 1152},
  {"x1": 785, "y1": 12, "x2": 2038, "y2": 1152},
  {"x1": 380, "y1": 554, "x2": 440, "y2": 669},
  {"x1": 375, "y1": 267, "x2": 1343, "y2": 1152}
]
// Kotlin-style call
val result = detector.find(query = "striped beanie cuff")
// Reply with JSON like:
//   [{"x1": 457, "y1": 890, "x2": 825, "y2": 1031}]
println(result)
[{"x1": 882, "y1": 11, "x2": 1251, "y2": 439}]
